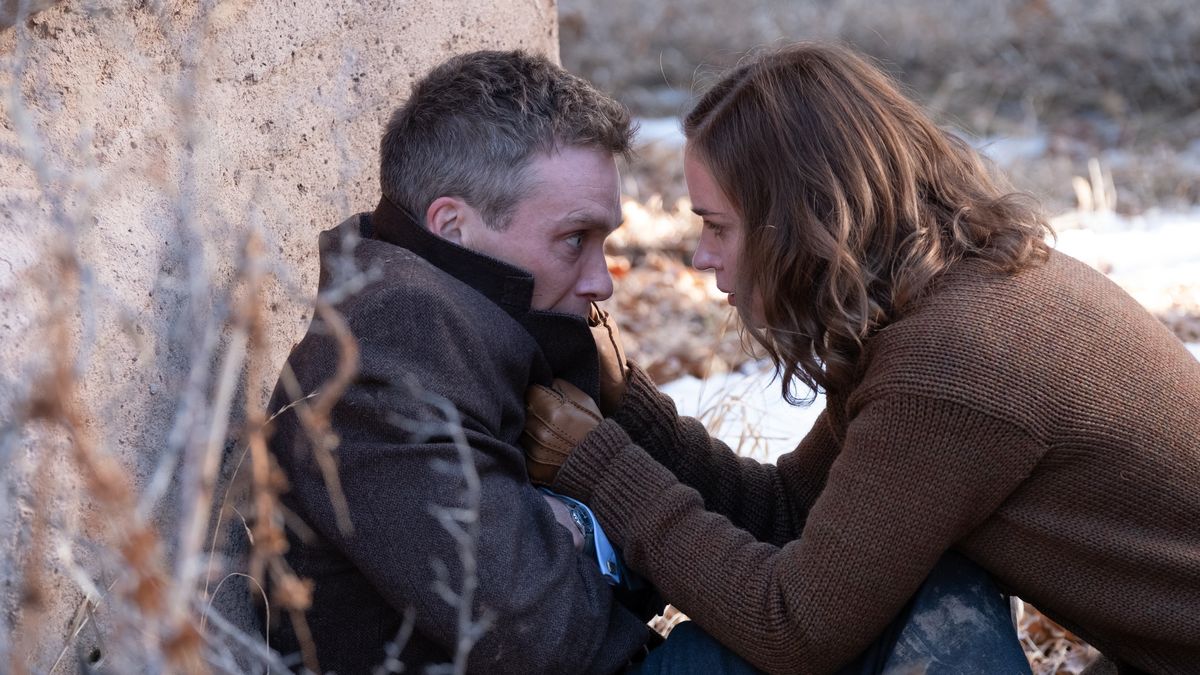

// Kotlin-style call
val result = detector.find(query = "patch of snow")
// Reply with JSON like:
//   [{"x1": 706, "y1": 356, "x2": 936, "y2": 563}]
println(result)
[
  {"x1": 1051, "y1": 208, "x2": 1200, "y2": 315},
  {"x1": 1053, "y1": 214, "x2": 1200, "y2": 271},
  {"x1": 972, "y1": 134, "x2": 1049, "y2": 167},
  {"x1": 660, "y1": 341, "x2": 1197, "y2": 467},
  {"x1": 1182, "y1": 139, "x2": 1200, "y2": 173},
  {"x1": 659, "y1": 361, "x2": 824, "y2": 464}
]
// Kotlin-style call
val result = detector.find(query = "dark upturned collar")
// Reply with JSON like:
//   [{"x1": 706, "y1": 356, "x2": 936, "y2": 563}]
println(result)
[
  {"x1": 368, "y1": 195, "x2": 538, "y2": 316},
  {"x1": 365, "y1": 196, "x2": 600, "y2": 398}
]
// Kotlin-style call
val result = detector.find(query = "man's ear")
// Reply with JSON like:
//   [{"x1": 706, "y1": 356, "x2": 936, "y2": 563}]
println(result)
[{"x1": 425, "y1": 196, "x2": 469, "y2": 245}]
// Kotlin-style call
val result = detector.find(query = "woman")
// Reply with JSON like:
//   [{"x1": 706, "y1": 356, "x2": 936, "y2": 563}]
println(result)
[{"x1": 522, "y1": 43, "x2": 1200, "y2": 674}]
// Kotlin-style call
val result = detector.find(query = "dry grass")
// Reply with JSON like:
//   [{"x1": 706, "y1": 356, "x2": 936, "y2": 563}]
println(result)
[{"x1": 1018, "y1": 604, "x2": 1103, "y2": 675}]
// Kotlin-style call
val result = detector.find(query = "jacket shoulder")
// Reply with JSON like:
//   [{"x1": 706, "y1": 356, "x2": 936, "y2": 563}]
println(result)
[{"x1": 279, "y1": 237, "x2": 540, "y2": 434}]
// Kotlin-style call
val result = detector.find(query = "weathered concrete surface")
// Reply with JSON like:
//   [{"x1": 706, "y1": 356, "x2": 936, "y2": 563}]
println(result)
[
  {"x1": 0, "y1": 0, "x2": 557, "y2": 670},
  {"x1": 0, "y1": 0, "x2": 60, "y2": 29}
]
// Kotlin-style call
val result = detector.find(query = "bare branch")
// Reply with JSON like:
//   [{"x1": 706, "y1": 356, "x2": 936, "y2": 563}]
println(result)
[{"x1": 390, "y1": 379, "x2": 495, "y2": 675}]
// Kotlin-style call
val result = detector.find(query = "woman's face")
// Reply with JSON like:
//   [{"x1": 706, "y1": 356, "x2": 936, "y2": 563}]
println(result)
[{"x1": 685, "y1": 149, "x2": 745, "y2": 309}]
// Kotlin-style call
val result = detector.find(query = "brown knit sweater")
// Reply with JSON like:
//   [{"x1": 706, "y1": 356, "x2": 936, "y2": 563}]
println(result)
[{"x1": 552, "y1": 250, "x2": 1200, "y2": 674}]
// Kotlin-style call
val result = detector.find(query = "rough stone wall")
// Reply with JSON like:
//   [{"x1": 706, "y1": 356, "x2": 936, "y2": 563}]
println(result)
[{"x1": 0, "y1": 1, "x2": 557, "y2": 671}]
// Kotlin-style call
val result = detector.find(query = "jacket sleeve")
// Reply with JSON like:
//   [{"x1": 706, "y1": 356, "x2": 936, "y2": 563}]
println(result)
[
  {"x1": 278, "y1": 290, "x2": 649, "y2": 675},
  {"x1": 552, "y1": 393, "x2": 1047, "y2": 675},
  {"x1": 608, "y1": 363, "x2": 840, "y2": 545}
]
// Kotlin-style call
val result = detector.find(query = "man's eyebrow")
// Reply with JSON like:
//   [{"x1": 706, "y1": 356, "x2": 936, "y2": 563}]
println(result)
[{"x1": 561, "y1": 211, "x2": 622, "y2": 231}]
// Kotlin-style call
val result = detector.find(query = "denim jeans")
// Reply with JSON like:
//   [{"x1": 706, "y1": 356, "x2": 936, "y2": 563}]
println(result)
[
  {"x1": 627, "y1": 551, "x2": 1030, "y2": 675},
  {"x1": 626, "y1": 620, "x2": 761, "y2": 675}
]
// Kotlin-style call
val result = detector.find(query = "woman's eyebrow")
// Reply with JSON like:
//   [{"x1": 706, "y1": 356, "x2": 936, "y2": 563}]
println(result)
[{"x1": 692, "y1": 206, "x2": 724, "y2": 217}]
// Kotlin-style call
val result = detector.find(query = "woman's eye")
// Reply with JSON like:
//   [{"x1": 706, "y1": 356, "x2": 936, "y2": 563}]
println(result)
[{"x1": 704, "y1": 221, "x2": 725, "y2": 237}]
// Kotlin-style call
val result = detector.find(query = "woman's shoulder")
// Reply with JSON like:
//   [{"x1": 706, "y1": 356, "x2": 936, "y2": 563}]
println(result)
[
  {"x1": 874, "y1": 248, "x2": 1140, "y2": 355},
  {"x1": 853, "y1": 249, "x2": 1194, "y2": 431},
  {"x1": 911, "y1": 248, "x2": 1113, "y2": 321}
]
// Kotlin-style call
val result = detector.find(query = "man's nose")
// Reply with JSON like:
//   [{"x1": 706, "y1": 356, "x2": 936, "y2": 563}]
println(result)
[{"x1": 578, "y1": 250, "x2": 615, "y2": 302}]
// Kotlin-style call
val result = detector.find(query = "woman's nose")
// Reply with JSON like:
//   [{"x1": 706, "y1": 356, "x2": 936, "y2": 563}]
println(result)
[{"x1": 692, "y1": 240, "x2": 719, "y2": 272}]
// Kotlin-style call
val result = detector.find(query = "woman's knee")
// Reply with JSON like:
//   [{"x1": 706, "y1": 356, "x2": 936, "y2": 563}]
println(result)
[{"x1": 884, "y1": 552, "x2": 1030, "y2": 674}]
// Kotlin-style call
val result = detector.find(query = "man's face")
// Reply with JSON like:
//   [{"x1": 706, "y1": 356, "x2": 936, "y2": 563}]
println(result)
[{"x1": 457, "y1": 146, "x2": 622, "y2": 316}]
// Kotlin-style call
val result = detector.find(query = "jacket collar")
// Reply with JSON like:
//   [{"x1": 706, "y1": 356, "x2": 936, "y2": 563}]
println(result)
[
  {"x1": 366, "y1": 196, "x2": 601, "y2": 398},
  {"x1": 369, "y1": 195, "x2": 537, "y2": 317}
]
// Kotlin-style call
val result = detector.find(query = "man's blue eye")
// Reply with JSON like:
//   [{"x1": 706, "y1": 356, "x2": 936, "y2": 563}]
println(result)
[{"x1": 566, "y1": 233, "x2": 585, "y2": 249}]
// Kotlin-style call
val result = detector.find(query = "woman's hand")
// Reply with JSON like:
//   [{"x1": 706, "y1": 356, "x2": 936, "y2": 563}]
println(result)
[
  {"x1": 589, "y1": 303, "x2": 629, "y2": 415},
  {"x1": 522, "y1": 378, "x2": 602, "y2": 485}
]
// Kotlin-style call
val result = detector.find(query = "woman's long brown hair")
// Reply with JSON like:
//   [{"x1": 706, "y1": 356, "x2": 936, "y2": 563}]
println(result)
[{"x1": 685, "y1": 43, "x2": 1052, "y2": 402}]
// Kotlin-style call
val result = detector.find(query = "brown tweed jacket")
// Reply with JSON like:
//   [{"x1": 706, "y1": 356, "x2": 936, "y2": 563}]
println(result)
[{"x1": 264, "y1": 198, "x2": 651, "y2": 673}]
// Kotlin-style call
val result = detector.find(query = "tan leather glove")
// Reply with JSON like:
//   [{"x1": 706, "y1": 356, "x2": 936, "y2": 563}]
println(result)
[
  {"x1": 589, "y1": 302, "x2": 629, "y2": 415},
  {"x1": 522, "y1": 378, "x2": 602, "y2": 485}
]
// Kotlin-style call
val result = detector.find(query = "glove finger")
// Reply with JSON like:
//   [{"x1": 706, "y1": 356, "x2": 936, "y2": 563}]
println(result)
[
  {"x1": 589, "y1": 302, "x2": 626, "y2": 364},
  {"x1": 525, "y1": 444, "x2": 570, "y2": 469},
  {"x1": 600, "y1": 310, "x2": 627, "y2": 366},
  {"x1": 548, "y1": 379, "x2": 602, "y2": 419},
  {"x1": 527, "y1": 464, "x2": 558, "y2": 486},
  {"x1": 522, "y1": 418, "x2": 575, "y2": 457},
  {"x1": 524, "y1": 418, "x2": 586, "y2": 462},
  {"x1": 527, "y1": 382, "x2": 566, "y2": 408}
]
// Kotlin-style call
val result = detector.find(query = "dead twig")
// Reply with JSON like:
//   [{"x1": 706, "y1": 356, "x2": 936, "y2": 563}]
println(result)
[{"x1": 390, "y1": 380, "x2": 495, "y2": 675}]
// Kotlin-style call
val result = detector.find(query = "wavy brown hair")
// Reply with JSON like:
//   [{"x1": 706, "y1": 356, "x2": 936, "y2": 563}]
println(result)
[{"x1": 684, "y1": 43, "x2": 1052, "y2": 402}]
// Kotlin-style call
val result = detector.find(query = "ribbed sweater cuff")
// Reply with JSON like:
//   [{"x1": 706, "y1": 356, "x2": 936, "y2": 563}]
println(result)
[
  {"x1": 611, "y1": 362, "x2": 681, "y2": 459},
  {"x1": 553, "y1": 418, "x2": 677, "y2": 551},
  {"x1": 553, "y1": 418, "x2": 631, "y2": 505}
]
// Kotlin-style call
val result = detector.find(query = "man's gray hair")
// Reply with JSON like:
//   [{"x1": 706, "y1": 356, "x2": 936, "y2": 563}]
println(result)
[{"x1": 380, "y1": 50, "x2": 634, "y2": 230}]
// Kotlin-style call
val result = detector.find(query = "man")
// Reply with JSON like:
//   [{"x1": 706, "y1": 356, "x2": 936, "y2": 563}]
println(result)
[{"x1": 263, "y1": 50, "x2": 654, "y2": 673}]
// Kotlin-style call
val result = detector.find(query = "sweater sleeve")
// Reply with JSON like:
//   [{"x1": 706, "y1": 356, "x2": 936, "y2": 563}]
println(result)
[
  {"x1": 553, "y1": 393, "x2": 1047, "y2": 675},
  {"x1": 609, "y1": 363, "x2": 840, "y2": 545}
]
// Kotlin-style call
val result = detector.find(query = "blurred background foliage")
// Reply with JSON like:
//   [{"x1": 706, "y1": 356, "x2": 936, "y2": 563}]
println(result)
[{"x1": 560, "y1": 0, "x2": 1200, "y2": 212}]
